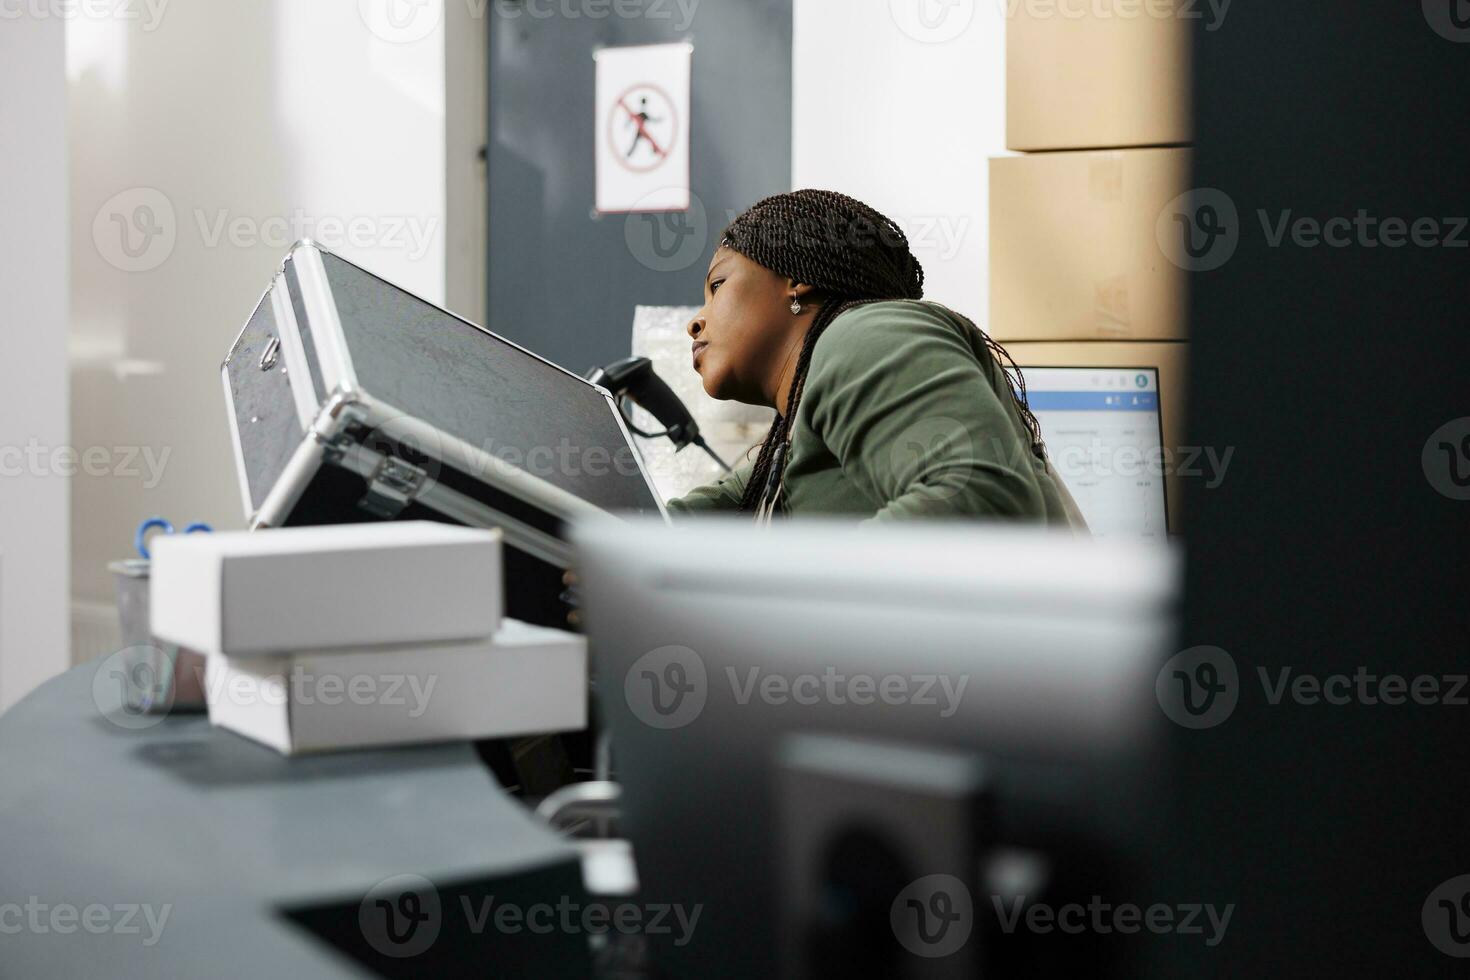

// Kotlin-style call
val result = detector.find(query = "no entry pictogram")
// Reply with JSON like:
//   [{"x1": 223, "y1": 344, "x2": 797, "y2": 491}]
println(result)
[{"x1": 607, "y1": 83, "x2": 679, "y2": 174}]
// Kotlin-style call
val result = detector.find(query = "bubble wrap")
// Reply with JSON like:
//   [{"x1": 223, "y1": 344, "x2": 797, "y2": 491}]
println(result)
[{"x1": 629, "y1": 305, "x2": 775, "y2": 502}]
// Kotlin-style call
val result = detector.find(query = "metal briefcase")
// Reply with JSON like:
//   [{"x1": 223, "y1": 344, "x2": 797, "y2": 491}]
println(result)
[{"x1": 221, "y1": 241, "x2": 666, "y2": 627}]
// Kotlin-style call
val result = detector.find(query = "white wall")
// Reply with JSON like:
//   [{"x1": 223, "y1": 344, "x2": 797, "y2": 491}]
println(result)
[
  {"x1": 67, "y1": 3, "x2": 448, "y2": 629},
  {"x1": 0, "y1": 17, "x2": 71, "y2": 710},
  {"x1": 792, "y1": 0, "x2": 1007, "y2": 320}
]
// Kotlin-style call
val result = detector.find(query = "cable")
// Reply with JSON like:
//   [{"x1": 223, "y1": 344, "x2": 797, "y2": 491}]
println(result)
[
  {"x1": 616, "y1": 397, "x2": 668, "y2": 440},
  {"x1": 695, "y1": 437, "x2": 732, "y2": 473}
]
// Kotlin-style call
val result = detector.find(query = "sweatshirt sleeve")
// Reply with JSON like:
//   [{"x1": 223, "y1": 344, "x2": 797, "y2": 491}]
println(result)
[
  {"x1": 800, "y1": 302, "x2": 1049, "y2": 521},
  {"x1": 665, "y1": 459, "x2": 753, "y2": 515}
]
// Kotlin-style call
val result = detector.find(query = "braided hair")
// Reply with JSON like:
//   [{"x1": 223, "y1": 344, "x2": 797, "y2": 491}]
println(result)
[{"x1": 721, "y1": 189, "x2": 1044, "y2": 515}]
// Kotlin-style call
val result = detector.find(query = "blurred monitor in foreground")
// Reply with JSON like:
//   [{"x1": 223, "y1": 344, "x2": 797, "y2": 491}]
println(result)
[
  {"x1": 574, "y1": 518, "x2": 1180, "y2": 978},
  {"x1": 1026, "y1": 367, "x2": 1169, "y2": 538}
]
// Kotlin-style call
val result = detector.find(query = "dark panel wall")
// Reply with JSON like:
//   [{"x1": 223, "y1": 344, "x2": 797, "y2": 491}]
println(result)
[
  {"x1": 1161, "y1": 4, "x2": 1469, "y2": 975},
  {"x1": 487, "y1": 0, "x2": 793, "y2": 374}
]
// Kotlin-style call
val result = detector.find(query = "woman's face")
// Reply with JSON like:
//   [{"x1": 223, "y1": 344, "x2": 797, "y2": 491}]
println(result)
[{"x1": 686, "y1": 246, "x2": 808, "y2": 406}]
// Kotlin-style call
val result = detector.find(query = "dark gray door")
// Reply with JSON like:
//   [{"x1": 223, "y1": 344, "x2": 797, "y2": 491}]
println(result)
[{"x1": 487, "y1": 0, "x2": 793, "y2": 374}]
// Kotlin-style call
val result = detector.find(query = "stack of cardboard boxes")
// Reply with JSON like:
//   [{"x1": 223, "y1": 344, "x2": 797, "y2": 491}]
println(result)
[{"x1": 990, "y1": 2, "x2": 1191, "y2": 526}]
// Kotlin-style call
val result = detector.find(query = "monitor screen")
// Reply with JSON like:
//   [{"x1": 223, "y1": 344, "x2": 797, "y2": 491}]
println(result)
[{"x1": 1023, "y1": 367, "x2": 1168, "y2": 538}]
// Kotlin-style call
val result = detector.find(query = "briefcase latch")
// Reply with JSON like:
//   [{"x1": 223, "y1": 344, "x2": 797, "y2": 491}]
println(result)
[{"x1": 358, "y1": 456, "x2": 428, "y2": 519}]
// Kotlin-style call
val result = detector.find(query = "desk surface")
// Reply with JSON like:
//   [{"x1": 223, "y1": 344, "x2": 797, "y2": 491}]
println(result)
[{"x1": 0, "y1": 661, "x2": 583, "y2": 978}]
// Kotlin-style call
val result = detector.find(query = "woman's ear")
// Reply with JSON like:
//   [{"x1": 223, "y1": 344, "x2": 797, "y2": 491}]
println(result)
[{"x1": 788, "y1": 280, "x2": 821, "y2": 303}]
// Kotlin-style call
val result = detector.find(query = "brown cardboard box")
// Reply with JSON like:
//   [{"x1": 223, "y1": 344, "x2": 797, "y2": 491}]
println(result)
[
  {"x1": 1005, "y1": 341, "x2": 1189, "y2": 530},
  {"x1": 1006, "y1": 0, "x2": 1192, "y2": 151},
  {"x1": 989, "y1": 148, "x2": 1189, "y2": 343}
]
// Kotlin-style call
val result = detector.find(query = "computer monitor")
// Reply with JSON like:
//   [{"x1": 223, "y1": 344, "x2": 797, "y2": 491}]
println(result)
[
  {"x1": 1024, "y1": 367, "x2": 1169, "y2": 538},
  {"x1": 574, "y1": 517, "x2": 1179, "y2": 977}
]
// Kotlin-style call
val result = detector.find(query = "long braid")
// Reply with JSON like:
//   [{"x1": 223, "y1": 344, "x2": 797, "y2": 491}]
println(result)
[{"x1": 723, "y1": 190, "x2": 1045, "y2": 515}]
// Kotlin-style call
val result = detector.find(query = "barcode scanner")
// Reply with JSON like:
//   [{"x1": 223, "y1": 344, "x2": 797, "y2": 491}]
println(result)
[{"x1": 585, "y1": 356, "x2": 731, "y2": 472}]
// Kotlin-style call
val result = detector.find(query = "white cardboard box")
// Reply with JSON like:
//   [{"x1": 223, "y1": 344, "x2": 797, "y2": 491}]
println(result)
[
  {"x1": 151, "y1": 522, "x2": 502, "y2": 656},
  {"x1": 203, "y1": 619, "x2": 587, "y2": 754}
]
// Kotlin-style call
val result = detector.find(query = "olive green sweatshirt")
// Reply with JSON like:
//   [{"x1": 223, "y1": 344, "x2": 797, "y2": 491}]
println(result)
[{"x1": 667, "y1": 300, "x2": 1083, "y2": 525}]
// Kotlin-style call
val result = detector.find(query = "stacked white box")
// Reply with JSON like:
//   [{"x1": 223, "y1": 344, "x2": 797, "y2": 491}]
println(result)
[{"x1": 150, "y1": 522, "x2": 587, "y2": 754}]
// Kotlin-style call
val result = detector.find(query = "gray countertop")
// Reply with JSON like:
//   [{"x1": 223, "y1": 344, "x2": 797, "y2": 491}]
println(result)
[{"x1": 0, "y1": 661, "x2": 588, "y2": 978}]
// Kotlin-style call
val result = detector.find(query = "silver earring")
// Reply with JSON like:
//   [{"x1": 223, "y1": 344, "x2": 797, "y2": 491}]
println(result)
[{"x1": 790, "y1": 299, "x2": 803, "y2": 315}]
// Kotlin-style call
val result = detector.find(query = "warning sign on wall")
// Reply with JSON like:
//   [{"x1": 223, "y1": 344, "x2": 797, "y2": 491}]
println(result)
[{"x1": 594, "y1": 42, "x2": 692, "y2": 214}]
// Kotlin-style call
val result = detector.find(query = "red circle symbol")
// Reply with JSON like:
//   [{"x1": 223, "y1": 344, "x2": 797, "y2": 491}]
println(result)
[{"x1": 607, "y1": 83, "x2": 679, "y2": 174}]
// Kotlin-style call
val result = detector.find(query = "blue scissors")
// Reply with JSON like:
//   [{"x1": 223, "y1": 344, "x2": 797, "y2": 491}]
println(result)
[{"x1": 134, "y1": 517, "x2": 213, "y2": 561}]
